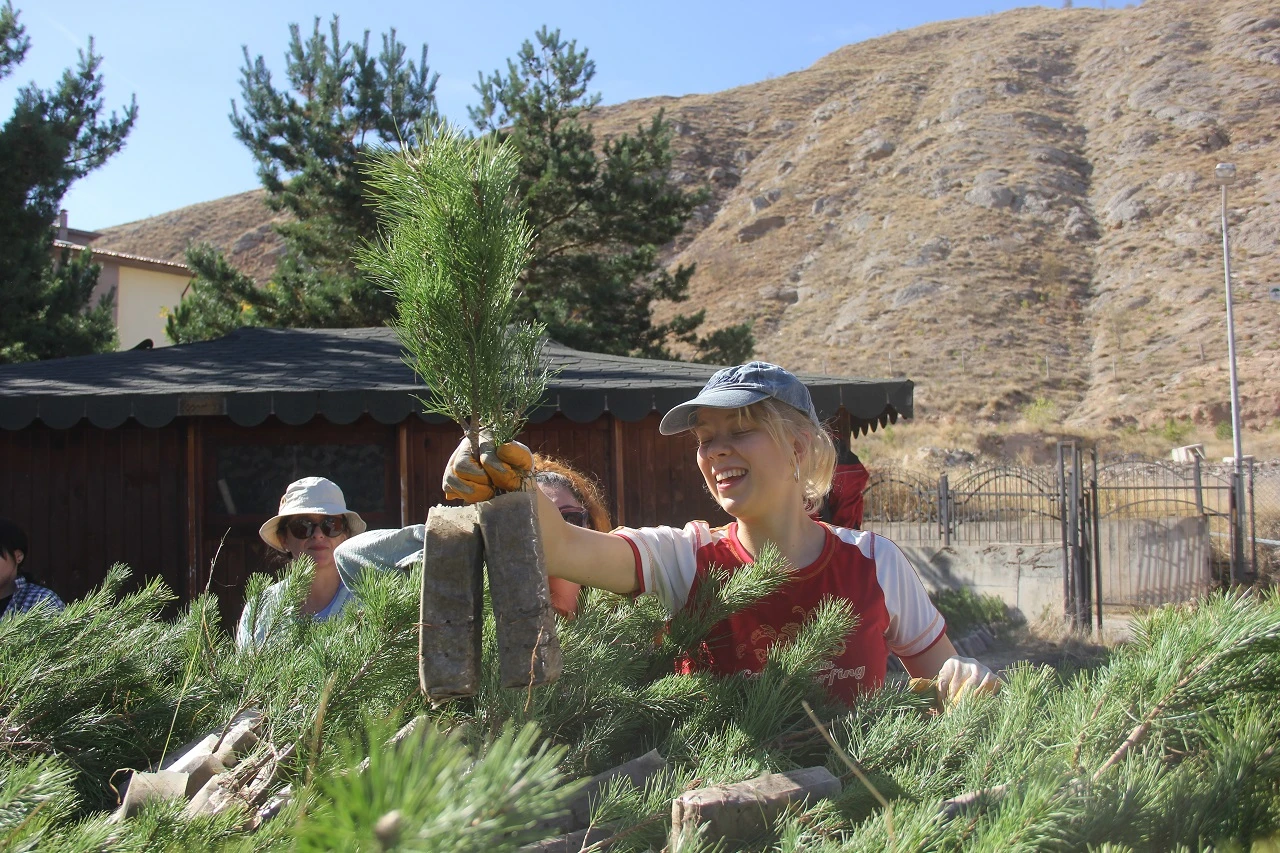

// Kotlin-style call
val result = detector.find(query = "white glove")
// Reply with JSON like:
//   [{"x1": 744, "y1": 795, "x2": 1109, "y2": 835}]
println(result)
[{"x1": 937, "y1": 656, "x2": 999, "y2": 707}]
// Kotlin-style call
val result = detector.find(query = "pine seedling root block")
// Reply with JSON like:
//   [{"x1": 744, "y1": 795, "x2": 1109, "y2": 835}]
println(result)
[
  {"x1": 110, "y1": 770, "x2": 189, "y2": 822},
  {"x1": 519, "y1": 826, "x2": 617, "y2": 852},
  {"x1": 565, "y1": 748, "x2": 667, "y2": 831},
  {"x1": 479, "y1": 491, "x2": 563, "y2": 689},
  {"x1": 420, "y1": 504, "x2": 485, "y2": 699},
  {"x1": 670, "y1": 766, "x2": 840, "y2": 846}
]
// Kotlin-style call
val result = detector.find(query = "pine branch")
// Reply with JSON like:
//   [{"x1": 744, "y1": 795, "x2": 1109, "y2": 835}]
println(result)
[{"x1": 360, "y1": 123, "x2": 546, "y2": 447}]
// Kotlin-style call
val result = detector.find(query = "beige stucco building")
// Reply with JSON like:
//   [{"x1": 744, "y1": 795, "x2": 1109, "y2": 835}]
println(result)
[{"x1": 55, "y1": 216, "x2": 191, "y2": 351}]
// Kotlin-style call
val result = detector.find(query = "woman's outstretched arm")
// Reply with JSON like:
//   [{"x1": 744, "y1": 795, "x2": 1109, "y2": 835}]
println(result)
[{"x1": 532, "y1": 487, "x2": 638, "y2": 594}]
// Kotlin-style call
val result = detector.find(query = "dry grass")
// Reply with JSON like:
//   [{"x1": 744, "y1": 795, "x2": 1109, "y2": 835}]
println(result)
[
  {"x1": 851, "y1": 417, "x2": 1280, "y2": 474},
  {"x1": 982, "y1": 610, "x2": 1118, "y2": 677}
]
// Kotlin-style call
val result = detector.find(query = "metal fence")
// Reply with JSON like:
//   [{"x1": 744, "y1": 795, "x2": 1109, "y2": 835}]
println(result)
[{"x1": 863, "y1": 449, "x2": 1268, "y2": 585}]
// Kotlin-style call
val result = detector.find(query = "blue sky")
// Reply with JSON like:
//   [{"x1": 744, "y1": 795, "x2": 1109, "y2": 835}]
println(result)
[{"x1": 5, "y1": 0, "x2": 1116, "y2": 230}]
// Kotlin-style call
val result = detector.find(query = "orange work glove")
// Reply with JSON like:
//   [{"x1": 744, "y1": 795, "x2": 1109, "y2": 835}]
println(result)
[{"x1": 442, "y1": 431, "x2": 533, "y2": 502}]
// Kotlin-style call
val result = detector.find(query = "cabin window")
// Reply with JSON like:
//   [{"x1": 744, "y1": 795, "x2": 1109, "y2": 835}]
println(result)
[
  {"x1": 203, "y1": 418, "x2": 398, "y2": 525},
  {"x1": 211, "y1": 443, "x2": 389, "y2": 517}
]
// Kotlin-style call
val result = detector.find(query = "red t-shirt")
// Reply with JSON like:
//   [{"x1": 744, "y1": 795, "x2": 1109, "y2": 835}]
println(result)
[
  {"x1": 614, "y1": 521, "x2": 945, "y2": 704},
  {"x1": 814, "y1": 462, "x2": 870, "y2": 529}
]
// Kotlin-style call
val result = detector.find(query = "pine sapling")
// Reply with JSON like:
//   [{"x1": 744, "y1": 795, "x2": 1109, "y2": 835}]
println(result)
[
  {"x1": 360, "y1": 122, "x2": 560, "y2": 694},
  {"x1": 359, "y1": 122, "x2": 546, "y2": 458}
]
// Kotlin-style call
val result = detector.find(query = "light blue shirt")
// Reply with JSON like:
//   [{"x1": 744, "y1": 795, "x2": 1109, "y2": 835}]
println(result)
[
  {"x1": 334, "y1": 525, "x2": 426, "y2": 588},
  {"x1": 236, "y1": 579, "x2": 355, "y2": 648}
]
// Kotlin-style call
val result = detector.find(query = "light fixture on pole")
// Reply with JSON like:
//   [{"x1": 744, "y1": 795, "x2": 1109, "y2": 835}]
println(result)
[{"x1": 1214, "y1": 161, "x2": 1247, "y2": 583}]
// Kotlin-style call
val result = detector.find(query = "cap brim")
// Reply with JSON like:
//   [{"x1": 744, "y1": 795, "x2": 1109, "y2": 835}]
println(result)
[{"x1": 658, "y1": 388, "x2": 771, "y2": 435}]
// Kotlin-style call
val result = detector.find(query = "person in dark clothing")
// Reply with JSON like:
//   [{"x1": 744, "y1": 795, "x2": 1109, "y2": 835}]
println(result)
[{"x1": 0, "y1": 517, "x2": 64, "y2": 618}]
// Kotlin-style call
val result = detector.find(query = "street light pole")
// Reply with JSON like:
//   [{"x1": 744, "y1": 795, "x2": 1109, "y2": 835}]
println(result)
[{"x1": 1215, "y1": 162, "x2": 1247, "y2": 583}]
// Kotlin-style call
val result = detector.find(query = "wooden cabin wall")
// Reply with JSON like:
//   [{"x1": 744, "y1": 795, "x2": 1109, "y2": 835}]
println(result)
[
  {"x1": 406, "y1": 414, "x2": 723, "y2": 530},
  {"x1": 402, "y1": 415, "x2": 617, "y2": 526},
  {"x1": 0, "y1": 408, "x2": 733, "y2": 627},
  {"x1": 401, "y1": 418, "x2": 469, "y2": 525},
  {"x1": 614, "y1": 414, "x2": 730, "y2": 530},
  {"x1": 0, "y1": 420, "x2": 187, "y2": 608}
]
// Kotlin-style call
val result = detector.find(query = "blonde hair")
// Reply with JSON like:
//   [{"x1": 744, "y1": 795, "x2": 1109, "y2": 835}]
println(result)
[{"x1": 718, "y1": 399, "x2": 837, "y2": 510}]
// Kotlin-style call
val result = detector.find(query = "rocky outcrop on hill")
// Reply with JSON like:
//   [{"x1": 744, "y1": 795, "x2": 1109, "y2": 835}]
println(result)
[
  {"x1": 589, "y1": 0, "x2": 1278, "y2": 430},
  {"x1": 95, "y1": 0, "x2": 1280, "y2": 431}
]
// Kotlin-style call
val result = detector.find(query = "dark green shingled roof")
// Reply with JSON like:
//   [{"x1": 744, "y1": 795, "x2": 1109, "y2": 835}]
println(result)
[{"x1": 0, "y1": 327, "x2": 912, "y2": 433}]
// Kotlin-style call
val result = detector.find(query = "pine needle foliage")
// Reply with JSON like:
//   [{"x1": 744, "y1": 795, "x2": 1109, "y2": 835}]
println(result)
[
  {"x1": 8, "y1": 564, "x2": 1280, "y2": 850},
  {"x1": 359, "y1": 124, "x2": 546, "y2": 449},
  {"x1": 293, "y1": 720, "x2": 576, "y2": 852},
  {"x1": 166, "y1": 16, "x2": 439, "y2": 343},
  {"x1": 0, "y1": 2, "x2": 133, "y2": 362},
  {"x1": 470, "y1": 26, "x2": 754, "y2": 364}
]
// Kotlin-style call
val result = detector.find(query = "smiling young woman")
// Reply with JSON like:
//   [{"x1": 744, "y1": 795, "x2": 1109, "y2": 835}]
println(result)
[{"x1": 446, "y1": 362, "x2": 999, "y2": 707}]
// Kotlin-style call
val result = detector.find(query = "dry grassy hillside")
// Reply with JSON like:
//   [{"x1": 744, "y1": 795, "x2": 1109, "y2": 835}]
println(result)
[
  {"x1": 589, "y1": 0, "x2": 1279, "y2": 436},
  {"x1": 95, "y1": 189, "x2": 287, "y2": 285},
  {"x1": 94, "y1": 0, "x2": 1280, "y2": 451}
]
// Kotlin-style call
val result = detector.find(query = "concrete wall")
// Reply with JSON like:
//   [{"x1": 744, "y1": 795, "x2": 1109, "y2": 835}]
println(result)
[
  {"x1": 114, "y1": 265, "x2": 190, "y2": 350},
  {"x1": 900, "y1": 541, "x2": 1064, "y2": 622},
  {"x1": 892, "y1": 516, "x2": 1209, "y2": 621}
]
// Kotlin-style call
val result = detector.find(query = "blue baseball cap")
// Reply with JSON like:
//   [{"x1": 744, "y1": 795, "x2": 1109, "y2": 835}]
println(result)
[{"x1": 659, "y1": 362, "x2": 822, "y2": 435}]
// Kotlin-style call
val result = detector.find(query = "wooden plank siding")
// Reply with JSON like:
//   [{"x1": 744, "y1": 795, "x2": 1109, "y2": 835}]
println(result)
[
  {"x1": 0, "y1": 409, "x2": 732, "y2": 628},
  {"x1": 614, "y1": 414, "x2": 730, "y2": 530},
  {"x1": 0, "y1": 421, "x2": 188, "y2": 609}
]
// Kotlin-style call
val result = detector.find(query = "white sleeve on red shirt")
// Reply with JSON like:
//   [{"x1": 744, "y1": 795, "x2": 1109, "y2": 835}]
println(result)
[
  {"x1": 850, "y1": 530, "x2": 946, "y2": 657},
  {"x1": 612, "y1": 521, "x2": 715, "y2": 617}
]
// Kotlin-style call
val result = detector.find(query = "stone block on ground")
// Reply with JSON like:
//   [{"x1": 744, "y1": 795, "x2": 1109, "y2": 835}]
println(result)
[
  {"x1": 564, "y1": 749, "x2": 667, "y2": 831},
  {"x1": 110, "y1": 770, "x2": 188, "y2": 822},
  {"x1": 420, "y1": 504, "x2": 485, "y2": 699},
  {"x1": 519, "y1": 826, "x2": 617, "y2": 852},
  {"x1": 670, "y1": 766, "x2": 840, "y2": 846},
  {"x1": 478, "y1": 491, "x2": 562, "y2": 689}
]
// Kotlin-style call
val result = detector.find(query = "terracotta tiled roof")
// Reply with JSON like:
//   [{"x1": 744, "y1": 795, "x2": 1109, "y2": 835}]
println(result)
[{"x1": 54, "y1": 240, "x2": 191, "y2": 274}]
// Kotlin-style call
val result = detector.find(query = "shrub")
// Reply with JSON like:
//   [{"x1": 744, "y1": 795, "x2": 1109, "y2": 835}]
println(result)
[{"x1": 930, "y1": 587, "x2": 1010, "y2": 636}]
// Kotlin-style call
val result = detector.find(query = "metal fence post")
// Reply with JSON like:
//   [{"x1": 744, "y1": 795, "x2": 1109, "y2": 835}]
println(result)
[
  {"x1": 1058, "y1": 442, "x2": 1070, "y2": 624},
  {"x1": 1091, "y1": 447, "x2": 1102, "y2": 634},
  {"x1": 1231, "y1": 468, "x2": 1245, "y2": 585},
  {"x1": 1193, "y1": 455, "x2": 1204, "y2": 515},
  {"x1": 1248, "y1": 459, "x2": 1257, "y2": 581},
  {"x1": 939, "y1": 472, "x2": 950, "y2": 548},
  {"x1": 1072, "y1": 444, "x2": 1091, "y2": 632}
]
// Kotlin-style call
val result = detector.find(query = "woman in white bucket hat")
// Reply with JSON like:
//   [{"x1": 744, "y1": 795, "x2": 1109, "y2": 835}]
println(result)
[{"x1": 236, "y1": 476, "x2": 367, "y2": 648}]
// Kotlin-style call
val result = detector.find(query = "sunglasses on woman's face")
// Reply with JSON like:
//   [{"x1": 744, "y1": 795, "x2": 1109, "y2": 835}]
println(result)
[
  {"x1": 286, "y1": 516, "x2": 348, "y2": 540},
  {"x1": 559, "y1": 508, "x2": 590, "y2": 528}
]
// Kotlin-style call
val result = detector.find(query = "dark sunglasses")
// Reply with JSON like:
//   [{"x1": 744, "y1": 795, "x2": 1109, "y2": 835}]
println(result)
[
  {"x1": 285, "y1": 516, "x2": 348, "y2": 539},
  {"x1": 559, "y1": 508, "x2": 590, "y2": 528}
]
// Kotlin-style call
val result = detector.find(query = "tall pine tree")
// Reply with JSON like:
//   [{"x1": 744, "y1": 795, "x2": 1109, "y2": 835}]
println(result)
[
  {"x1": 0, "y1": 2, "x2": 134, "y2": 362},
  {"x1": 471, "y1": 27, "x2": 753, "y2": 362},
  {"x1": 169, "y1": 19, "x2": 751, "y2": 364},
  {"x1": 166, "y1": 17, "x2": 437, "y2": 344}
]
